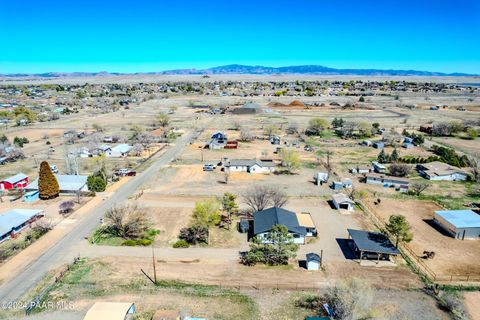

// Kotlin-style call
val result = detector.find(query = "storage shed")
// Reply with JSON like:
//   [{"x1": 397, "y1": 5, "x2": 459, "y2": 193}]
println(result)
[
  {"x1": 306, "y1": 253, "x2": 321, "y2": 270},
  {"x1": 434, "y1": 210, "x2": 480, "y2": 240}
]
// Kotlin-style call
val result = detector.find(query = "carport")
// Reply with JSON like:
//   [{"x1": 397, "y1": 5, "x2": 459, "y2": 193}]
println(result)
[{"x1": 347, "y1": 229, "x2": 400, "y2": 262}]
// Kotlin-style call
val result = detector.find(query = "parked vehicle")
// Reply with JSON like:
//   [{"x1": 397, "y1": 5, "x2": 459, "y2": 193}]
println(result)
[
  {"x1": 361, "y1": 252, "x2": 389, "y2": 260},
  {"x1": 114, "y1": 168, "x2": 136, "y2": 176},
  {"x1": 203, "y1": 164, "x2": 216, "y2": 171},
  {"x1": 50, "y1": 165, "x2": 58, "y2": 173}
]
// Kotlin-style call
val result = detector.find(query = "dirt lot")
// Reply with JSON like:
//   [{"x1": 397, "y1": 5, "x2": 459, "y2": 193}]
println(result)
[{"x1": 367, "y1": 198, "x2": 480, "y2": 277}]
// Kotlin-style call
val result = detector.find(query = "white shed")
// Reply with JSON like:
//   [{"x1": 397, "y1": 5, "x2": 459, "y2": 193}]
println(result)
[{"x1": 306, "y1": 252, "x2": 321, "y2": 270}]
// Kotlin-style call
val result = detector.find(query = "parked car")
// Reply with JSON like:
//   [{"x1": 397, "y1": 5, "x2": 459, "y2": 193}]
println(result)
[
  {"x1": 114, "y1": 168, "x2": 136, "y2": 176},
  {"x1": 361, "y1": 252, "x2": 389, "y2": 260},
  {"x1": 203, "y1": 164, "x2": 216, "y2": 171},
  {"x1": 50, "y1": 165, "x2": 58, "y2": 173}
]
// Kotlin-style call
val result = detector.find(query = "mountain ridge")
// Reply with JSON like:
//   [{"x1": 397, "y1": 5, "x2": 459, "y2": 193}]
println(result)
[{"x1": 0, "y1": 64, "x2": 477, "y2": 77}]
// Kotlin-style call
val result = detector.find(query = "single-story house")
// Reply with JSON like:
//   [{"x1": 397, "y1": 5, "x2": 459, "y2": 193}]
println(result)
[
  {"x1": 106, "y1": 144, "x2": 133, "y2": 158},
  {"x1": 347, "y1": 229, "x2": 400, "y2": 261},
  {"x1": 417, "y1": 162, "x2": 469, "y2": 181},
  {"x1": 0, "y1": 173, "x2": 28, "y2": 190},
  {"x1": 365, "y1": 173, "x2": 409, "y2": 191},
  {"x1": 206, "y1": 139, "x2": 226, "y2": 149},
  {"x1": 434, "y1": 210, "x2": 480, "y2": 240},
  {"x1": 0, "y1": 209, "x2": 44, "y2": 242},
  {"x1": 332, "y1": 193, "x2": 355, "y2": 211},
  {"x1": 253, "y1": 207, "x2": 307, "y2": 244},
  {"x1": 83, "y1": 302, "x2": 136, "y2": 320},
  {"x1": 372, "y1": 161, "x2": 387, "y2": 173},
  {"x1": 26, "y1": 174, "x2": 88, "y2": 194},
  {"x1": 96, "y1": 144, "x2": 112, "y2": 154},
  {"x1": 306, "y1": 253, "x2": 321, "y2": 270},
  {"x1": 225, "y1": 159, "x2": 275, "y2": 174}
]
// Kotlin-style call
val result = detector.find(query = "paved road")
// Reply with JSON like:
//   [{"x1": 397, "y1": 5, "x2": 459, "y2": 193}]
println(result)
[{"x1": 0, "y1": 129, "x2": 200, "y2": 303}]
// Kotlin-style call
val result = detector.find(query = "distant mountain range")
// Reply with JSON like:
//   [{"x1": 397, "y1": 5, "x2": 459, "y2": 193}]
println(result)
[{"x1": 0, "y1": 64, "x2": 477, "y2": 77}]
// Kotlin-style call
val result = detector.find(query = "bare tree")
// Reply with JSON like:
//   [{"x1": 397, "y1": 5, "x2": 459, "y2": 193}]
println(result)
[
  {"x1": 243, "y1": 186, "x2": 288, "y2": 213},
  {"x1": 388, "y1": 163, "x2": 412, "y2": 177},
  {"x1": 322, "y1": 278, "x2": 373, "y2": 320},
  {"x1": 104, "y1": 205, "x2": 149, "y2": 239},
  {"x1": 239, "y1": 129, "x2": 254, "y2": 142},
  {"x1": 410, "y1": 182, "x2": 429, "y2": 196},
  {"x1": 469, "y1": 155, "x2": 479, "y2": 182}
]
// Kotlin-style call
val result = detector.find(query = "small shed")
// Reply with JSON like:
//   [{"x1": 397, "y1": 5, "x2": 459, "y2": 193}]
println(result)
[
  {"x1": 434, "y1": 210, "x2": 480, "y2": 240},
  {"x1": 373, "y1": 142, "x2": 384, "y2": 149},
  {"x1": 343, "y1": 178, "x2": 353, "y2": 189},
  {"x1": 332, "y1": 193, "x2": 355, "y2": 211},
  {"x1": 314, "y1": 172, "x2": 329, "y2": 185},
  {"x1": 306, "y1": 253, "x2": 321, "y2": 270},
  {"x1": 347, "y1": 229, "x2": 400, "y2": 261},
  {"x1": 331, "y1": 181, "x2": 343, "y2": 190}
]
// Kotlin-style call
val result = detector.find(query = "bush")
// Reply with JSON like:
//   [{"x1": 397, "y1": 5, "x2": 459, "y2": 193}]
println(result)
[
  {"x1": 122, "y1": 239, "x2": 137, "y2": 246},
  {"x1": 46, "y1": 141, "x2": 51, "y2": 145},
  {"x1": 173, "y1": 240, "x2": 190, "y2": 248},
  {"x1": 179, "y1": 226, "x2": 209, "y2": 244},
  {"x1": 137, "y1": 239, "x2": 152, "y2": 246},
  {"x1": 87, "y1": 175, "x2": 106, "y2": 192}
]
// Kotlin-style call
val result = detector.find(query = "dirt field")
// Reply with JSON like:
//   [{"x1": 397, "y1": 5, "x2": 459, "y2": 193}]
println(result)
[
  {"x1": 367, "y1": 198, "x2": 480, "y2": 277},
  {"x1": 464, "y1": 291, "x2": 480, "y2": 320}
]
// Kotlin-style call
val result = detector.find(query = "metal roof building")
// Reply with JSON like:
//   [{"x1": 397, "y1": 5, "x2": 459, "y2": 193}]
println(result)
[
  {"x1": 434, "y1": 210, "x2": 480, "y2": 240},
  {"x1": 83, "y1": 302, "x2": 136, "y2": 320},
  {"x1": 26, "y1": 174, "x2": 88, "y2": 193},
  {"x1": 0, "y1": 209, "x2": 44, "y2": 242},
  {"x1": 347, "y1": 228, "x2": 400, "y2": 260}
]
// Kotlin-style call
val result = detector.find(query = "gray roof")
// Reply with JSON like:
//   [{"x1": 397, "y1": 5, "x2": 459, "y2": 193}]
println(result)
[
  {"x1": 306, "y1": 252, "x2": 321, "y2": 262},
  {"x1": 2, "y1": 173, "x2": 28, "y2": 184},
  {"x1": 0, "y1": 209, "x2": 44, "y2": 237},
  {"x1": 332, "y1": 193, "x2": 354, "y2": 205},
  {"x1": 226, "y1": 159, "x2": 275, "y2": 168},
  {"x1": 253, "y1": 207, "x2": 306, "y2": 236},
  {"x1": 348, "y1": 229, "x2": 400, "y2": 255},
  {"x1": 435, "y1": 210, "x2": 480, "y2": 228},
  {"x1": 26, "y1": 174, "x2": 87, "y2": 192}
]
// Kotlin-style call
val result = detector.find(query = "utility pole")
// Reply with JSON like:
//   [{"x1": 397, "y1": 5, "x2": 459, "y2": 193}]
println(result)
[{"x1": 152, "y1": 244, "x2": 157, "y2": 285}]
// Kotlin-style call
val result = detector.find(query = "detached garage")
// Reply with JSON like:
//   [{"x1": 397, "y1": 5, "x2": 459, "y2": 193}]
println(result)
[{"x1": 434, "y1": 210, "x2": 480, "y2": 240}]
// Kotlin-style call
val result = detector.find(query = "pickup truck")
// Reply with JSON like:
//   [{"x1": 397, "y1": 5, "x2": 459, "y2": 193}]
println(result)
[{"x1": 203, "y1": 164, "x2": 216, "y2": 171}]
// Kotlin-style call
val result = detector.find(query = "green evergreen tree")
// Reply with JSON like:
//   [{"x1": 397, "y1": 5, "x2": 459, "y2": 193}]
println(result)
[
  {"x1": 390, "y1": 148, "x2": 399, "y2": 162},
  {"x1": 38, "y1": 161, "x2": 59, "y2": 199},
  {"x1": 377, "y1": 149, "x2": 389, "y2": 163}
]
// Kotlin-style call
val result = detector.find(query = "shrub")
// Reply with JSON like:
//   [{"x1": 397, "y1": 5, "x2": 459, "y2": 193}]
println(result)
[
  {"x1": 173, "y1": 240, "x2": 190, "y2": 248},
  {"x1": 138, "y1": 239, "x2": 152, "y2": 246},
  {"x1": 46, "y1": 141, "x2": 51, "y2": 145},
  {"x1": 122, "y1": 239, "x2": 137, "y2": 246},
  {"x1": 179, "y1": 226, "x2": 209, "y2": 244},
  {"x1": 87, "y1": 175, "x2": 106, "y2": 192}
]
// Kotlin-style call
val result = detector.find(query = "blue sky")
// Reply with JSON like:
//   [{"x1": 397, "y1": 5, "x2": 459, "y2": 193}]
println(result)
[{"x1": 1, "y1": 0, "x2": 479, "y2": 73}]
